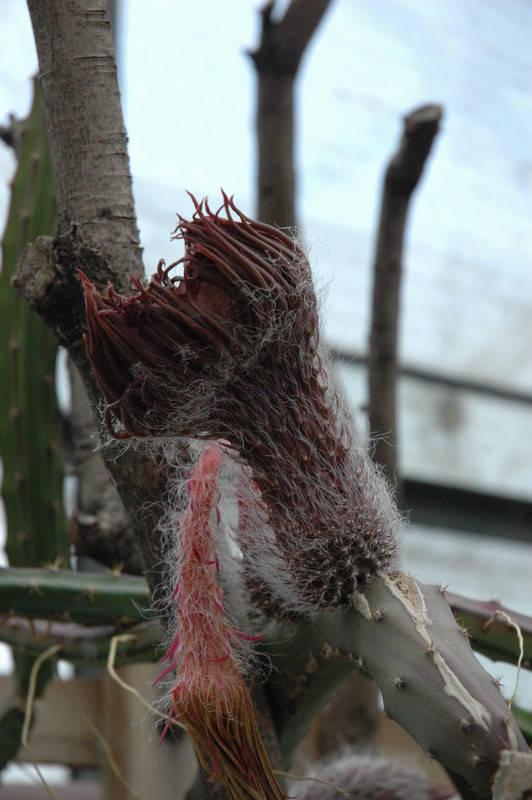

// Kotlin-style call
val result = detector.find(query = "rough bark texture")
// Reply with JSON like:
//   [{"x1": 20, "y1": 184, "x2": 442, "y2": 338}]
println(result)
[
  {"x1": 368, "y1": 104, "x2": 443, "y2": 500},
  {"x1": 21, "y1": 0, "x2": 169, "y2": 594},
  {"x1": 27, "y1": 0, "x2": 139, "y2": 268},
  {"x1": 249, "y1": 0, "x2": 333, "y2": 227}
]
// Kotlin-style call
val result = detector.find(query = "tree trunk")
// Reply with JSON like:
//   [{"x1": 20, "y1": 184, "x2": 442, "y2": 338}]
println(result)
[
  {"x1": 26, "y1": 0, "x2": 140, "y2": 271},
  {"x1": 21, "y1": 0, "x2": 168, "y2": 592}
]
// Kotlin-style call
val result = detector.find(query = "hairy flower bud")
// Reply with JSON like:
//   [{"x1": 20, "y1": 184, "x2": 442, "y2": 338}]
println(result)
[{"x1": 82, "y1": 192, "x2": 401, "y2": 613}]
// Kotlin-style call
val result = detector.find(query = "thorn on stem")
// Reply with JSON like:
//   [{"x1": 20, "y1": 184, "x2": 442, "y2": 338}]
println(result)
[
  {"x1": 425, "y1": 641, "x2": 440, "y2": 657},
  {"x1": 459, "y1": 717, "x2": 473, "y2": 734},
  {"x1": 390, "y1": 675, "x2": 405, "y2": 689},
  {"x1": 459, "y1": 621, "x2": 472, "y2": 639}
]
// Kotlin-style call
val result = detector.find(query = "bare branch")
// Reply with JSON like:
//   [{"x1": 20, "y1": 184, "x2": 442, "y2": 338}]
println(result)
[
  {"x1": 249, "y1": 0, "x2": 334, "y2": 226},
  {"x1": 251, "y1": 0, "x2": 333, "y2": 76},
  {"x1": 368, "y1": 104, "x2": 443, "y2": 500}
]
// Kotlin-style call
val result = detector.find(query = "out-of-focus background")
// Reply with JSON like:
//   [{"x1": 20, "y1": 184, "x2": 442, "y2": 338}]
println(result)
[{"x1": 1, "y1": 0, "x2": 531, "y2": 794}]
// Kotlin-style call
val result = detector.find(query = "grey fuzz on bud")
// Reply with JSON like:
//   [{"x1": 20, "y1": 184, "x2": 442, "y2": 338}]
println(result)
[{"x1": 291, "y1": 751, "x2": 457, "y2": 800}]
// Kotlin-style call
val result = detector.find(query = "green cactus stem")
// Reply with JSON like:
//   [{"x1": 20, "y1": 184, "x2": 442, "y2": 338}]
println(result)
[
  {"x1": 511, "y1": 707, "x2": 532, "y2": 746},
  {"x1": 0, "y1": 567, "x2": 152, "y2": 626},
  {"x1": 448, "y1": 592, "x2": 532, "y2": 668},
  {"x1": 0, "y1": 566, "x2": 530, "y2": 793},
  {"x1": 0, "y1": 77, "x2": 70, "y2": 769},
  {"x1": 0, "y1": 78, "x2": 67, "y2": 569},
  {"x1": 264, "y1": 571, "x2": 531, "y2": 798}
]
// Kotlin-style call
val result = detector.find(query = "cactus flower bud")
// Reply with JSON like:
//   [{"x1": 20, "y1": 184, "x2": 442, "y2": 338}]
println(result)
[{"x1": 82, "y1": 193, "x2": 401, "y2": 614}]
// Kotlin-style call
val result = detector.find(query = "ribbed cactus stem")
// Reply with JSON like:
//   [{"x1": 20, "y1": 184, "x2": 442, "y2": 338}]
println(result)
[
  {"x1": 0, "y1": 567, "x2": 151, "y2": 625},
  {"x1": 0, "y1": 79, "x2": 69, "y2": 768},
  {"x1": 0, "y1": 77, "x2": 67, "y2": 568}
]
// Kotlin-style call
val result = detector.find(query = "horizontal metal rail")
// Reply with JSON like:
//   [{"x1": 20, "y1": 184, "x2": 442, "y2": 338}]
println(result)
[
  {"x1": 330, "y1": 346, "x2": 532, "y2": 408},
  {"x1": 402, "y1": 478, "x2": 532, "y2": 543},
  {"x1": 330, "y1": 347, "x2": 532, "y2": 542}
]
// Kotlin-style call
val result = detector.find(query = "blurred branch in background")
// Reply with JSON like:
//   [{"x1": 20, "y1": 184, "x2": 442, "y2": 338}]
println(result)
[
  {"x1": 248, "y1": 0, "x2": 334, "y2": 227},
  {"x1": 368, "y1": 104, "x2": 443, "y2": 502}
]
